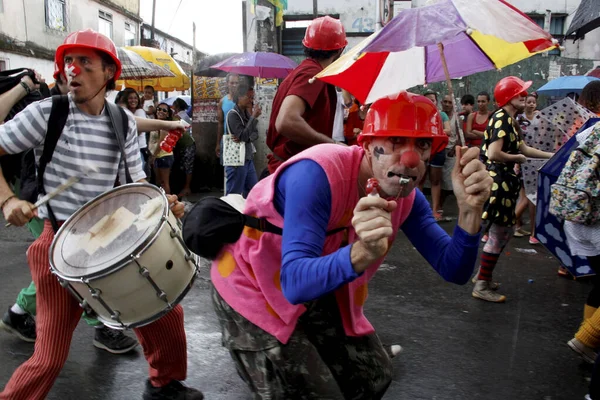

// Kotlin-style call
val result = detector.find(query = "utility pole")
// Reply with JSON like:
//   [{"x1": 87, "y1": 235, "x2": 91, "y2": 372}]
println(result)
[
  {"x1": 151, "y1": 0, "x2": 157, "y2": 40},
  {"x1": 375, "y1": 0, "x2": 382, "y2": 31},
  {"x1": 192, "y1": 22, "x2": 196, "y2": 105}
]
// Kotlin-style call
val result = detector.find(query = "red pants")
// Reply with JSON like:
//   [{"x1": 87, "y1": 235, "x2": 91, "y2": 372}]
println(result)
[{"x1": 0, "y1": 221, "x2": 187, "y2": 400}]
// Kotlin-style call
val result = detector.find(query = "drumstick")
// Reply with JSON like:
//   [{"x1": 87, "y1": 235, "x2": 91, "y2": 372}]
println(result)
[{"x1": 5, "y1": 165, "x2": 98, "y2": 227}]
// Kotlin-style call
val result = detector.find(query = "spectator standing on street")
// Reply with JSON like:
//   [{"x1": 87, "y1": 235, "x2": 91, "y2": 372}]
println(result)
[
  {"x1": 216, "y1": 73, "x2": 240, "y2": 162},
  {"x1": 514, "y1": 93, "x2": 540, "y2": 242},
  {"x1": 173, "y1": 98, "x2": 195, "y2": 199},
  {"x1": 120, "y1": 88, "x2": 150, "y2": 175},
  {"x1": 151, "y1": 102, "x2": 175, "y2": 194},
  {"x1": 421, "y1": 90, "x2": 451, "y2": 220},
  {"x1": 459, "y1": 94, "x2": 474, "y2": 135},
  {"x1": 266, "y1": 16, "x2": 348, "y2": 174},
  {"x1": 466, "y1": 91, "x2": 492, "y2": 149},
  {"x1": 225, "y1": 84, "x2": 261, "y2": 197},
  {"x1": 332, "y1": 88, "x2": 353, "y2": 144}
]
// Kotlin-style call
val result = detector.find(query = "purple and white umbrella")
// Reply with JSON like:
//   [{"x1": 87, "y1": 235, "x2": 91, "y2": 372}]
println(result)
[
  {"x1": 315, "y1": 0, "x2": 559, "y2": 105},
  {"x1": 210, "y1": 52, "x2": 297, "y2": 79}
]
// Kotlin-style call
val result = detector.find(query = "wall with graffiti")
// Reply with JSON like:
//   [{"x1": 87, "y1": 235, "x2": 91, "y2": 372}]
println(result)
[
  {"x1": 192, "y1": 77, "x2": 228, "y2": 123},
  {"x1": 253, "y1": 77, "x2": 279, "y2": 176}
]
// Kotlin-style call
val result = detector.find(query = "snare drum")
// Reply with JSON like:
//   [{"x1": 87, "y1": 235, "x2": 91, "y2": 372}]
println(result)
[{"x1": 49, "y1": 183, "x2": 198, "y2": 329}]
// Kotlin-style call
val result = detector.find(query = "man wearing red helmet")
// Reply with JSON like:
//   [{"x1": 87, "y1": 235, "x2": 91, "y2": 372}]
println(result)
[
  {"x1": 471, "y1": 76, "x2": 553, "y2": 303},
  {"x1": 0, "y1": 30, "x2": 202, "y2": 399},
  {"x1": 266, "y1": 15, "x2": 347, "y2": 174},
  {"x1": 210, "y1": 91, "x2": 492, "y2": 398}
]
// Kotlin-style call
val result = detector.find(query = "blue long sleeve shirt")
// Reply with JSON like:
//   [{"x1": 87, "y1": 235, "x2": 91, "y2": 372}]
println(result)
[{"x1": 274, "y1": 160, "x2": 481, "y2": 305}]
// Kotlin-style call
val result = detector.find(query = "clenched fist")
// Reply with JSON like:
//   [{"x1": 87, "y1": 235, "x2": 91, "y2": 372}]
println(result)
[
  {"x1": 3, "y1": 197, "x2": 37, "y2": 227},
  {"x1": 350, "y1": 196, "x2": 397, "y2": 273}
]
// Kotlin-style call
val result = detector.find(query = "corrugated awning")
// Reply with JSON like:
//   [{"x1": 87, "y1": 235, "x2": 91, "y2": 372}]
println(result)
[{"x1": 566, "y1": 0, "x2": 600, "y2": 40}]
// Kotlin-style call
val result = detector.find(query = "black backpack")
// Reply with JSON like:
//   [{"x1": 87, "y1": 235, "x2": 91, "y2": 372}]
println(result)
[
  {"x1": 8, "y1": 94, "x2": 132, "y2": 231},
  {"x1": 0, "y1": 68, "x2": 45, "y2": 186},
  {"x1": 182, "y1": 197, "x2": 347, "y2": 260}
]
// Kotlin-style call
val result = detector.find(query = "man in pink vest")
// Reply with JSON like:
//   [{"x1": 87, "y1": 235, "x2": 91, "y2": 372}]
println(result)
[{"x1": 211, "y1": 91, "x2": 493, "y2": 398}]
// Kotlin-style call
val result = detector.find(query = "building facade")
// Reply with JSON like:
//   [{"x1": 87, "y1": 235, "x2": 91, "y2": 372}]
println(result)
[
  {"x1": 0, "y1": 0, "x2": 142, "y2": 81},
  {"x1": 140, "y1": 23, "x2": 196, "y2": 74}
]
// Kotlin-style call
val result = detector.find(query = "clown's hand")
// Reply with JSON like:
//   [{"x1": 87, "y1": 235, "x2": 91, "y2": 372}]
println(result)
[
  {"x1": 350, "y1": 196, "x2": 397, "y2": 273},
  {"x1": 452, "y1": 146, "x2": 492, "y2": 212}
]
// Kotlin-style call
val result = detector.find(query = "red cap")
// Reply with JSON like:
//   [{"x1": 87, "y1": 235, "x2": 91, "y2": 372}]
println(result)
[
  {"x1": 55, "y1": 29, "x2": 122, "y2": 81},
  {"x1": 302, "y1": 16, "x2": 347, "y2": 51},
  {"x1": 494, "y1": 76, "x2": 532, "y2": 108},
  {"x1": 359, "y1": 91, "x2": 448, "y2": 155}
]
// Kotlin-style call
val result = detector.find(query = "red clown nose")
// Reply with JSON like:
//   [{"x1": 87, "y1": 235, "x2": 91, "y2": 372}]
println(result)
[{"x1": 400, "y1": 151, "x2": 420, "y2": 169}]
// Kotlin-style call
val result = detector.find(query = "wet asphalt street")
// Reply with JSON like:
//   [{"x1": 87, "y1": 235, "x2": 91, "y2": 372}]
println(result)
[{"x1": 0, "y1": 203, "x2": 595, "y2": 400}]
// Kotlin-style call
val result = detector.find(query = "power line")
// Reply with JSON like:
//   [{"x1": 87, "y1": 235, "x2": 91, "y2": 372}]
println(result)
[{"x1": 167, "y1": 0, "x2": 185, "y2": 33}]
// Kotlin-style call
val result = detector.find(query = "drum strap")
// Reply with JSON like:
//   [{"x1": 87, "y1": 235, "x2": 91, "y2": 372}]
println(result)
[
  {"x1": 37, "y1": 95, "x2": 70, "y2": 232},
  {"x1": 242, "y1": 214, "x2": 348, "y2": 237},
  {"x1": 37, "y1": 97, "x2": 133, "y2": 232},
  {"x1": 105, "y1": 102, "x2": 133, "y2": 185}
]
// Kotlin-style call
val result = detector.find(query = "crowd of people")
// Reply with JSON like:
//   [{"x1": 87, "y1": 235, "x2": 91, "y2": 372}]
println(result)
[{"x1": 0, "y1": 16, "x2": 598, "y2": 400}]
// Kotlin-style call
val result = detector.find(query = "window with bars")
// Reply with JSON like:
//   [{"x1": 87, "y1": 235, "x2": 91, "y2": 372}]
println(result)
[
  {"x1": 98, "y1": 10, "x2": 113, "y2": 39},
  {"x1": 125, "y1": 22, "x2": 136, "y2": 46},
  {"x1": 529, "y1": 14, "x2": 565, "y2": 55},
  {"x1": 45, "y1": 0, "x2": 66, "y2": 31},
  {"x1": 529, "y1": 15, "x2": 566, "y2": 36}
]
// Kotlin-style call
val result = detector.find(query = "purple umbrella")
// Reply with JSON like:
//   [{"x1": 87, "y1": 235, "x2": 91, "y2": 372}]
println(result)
[{"x1": 210, "y1": 52, "x2": 297, "y2": 79}]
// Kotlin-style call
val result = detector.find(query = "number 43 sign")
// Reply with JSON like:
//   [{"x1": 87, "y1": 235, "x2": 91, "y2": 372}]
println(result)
[{"x1": 352, "y1": 17, "x2": 375, "y2": 32}]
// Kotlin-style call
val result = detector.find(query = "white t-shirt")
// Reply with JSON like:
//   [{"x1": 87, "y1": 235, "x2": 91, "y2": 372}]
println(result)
[
  {"x1": 332, "y1": 92, "x2": 346, "y2": 142},
  {"x1": 134, "y1": 109, "x2": 148, "y2": 149},
  {"x1": 143, "y1": 99, "x2": 155, "y2": 119}
]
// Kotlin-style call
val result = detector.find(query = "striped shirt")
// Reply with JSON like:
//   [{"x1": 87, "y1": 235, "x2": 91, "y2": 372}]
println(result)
[{"x1": 0, "y1": 94, "x2": 145, "y2": 221}]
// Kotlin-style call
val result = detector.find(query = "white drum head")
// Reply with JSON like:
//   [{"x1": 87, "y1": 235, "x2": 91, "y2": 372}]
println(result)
[{"x1": 50, "y1": 183, "x2": 168, "y2": 279}]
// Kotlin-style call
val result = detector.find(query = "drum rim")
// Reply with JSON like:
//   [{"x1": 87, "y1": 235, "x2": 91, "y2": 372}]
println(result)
[
  {"x1": 98, "y1": 260, "x2": 198, "y2": 330},
  {"x1": 49, "y1": 183, "x2": 169, "y2": 280}
]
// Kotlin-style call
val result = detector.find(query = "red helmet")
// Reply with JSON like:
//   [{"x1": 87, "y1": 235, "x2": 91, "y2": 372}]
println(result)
[
  {"x1": 55, "y1": 29, "x2": 122, "y2": 81},
  {"x1": 52, "y1": 63, "x2": 62, "y2": 80},
  {"x1": 494, "y1": 76, "x2": 532, "y2": 108},
  {"x1": 302, "y1": 16, "x2": 347, "y2": 51},
  {"x1": 358, "y1": 91, "x2": 448, "y2": 155}
]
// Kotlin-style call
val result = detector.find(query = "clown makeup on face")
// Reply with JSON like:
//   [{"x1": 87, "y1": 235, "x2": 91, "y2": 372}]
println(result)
[
  {"x1": 366, "y1": 137, "x2": 432, "y2": 198},
  {"x1": 63, "y1": 48, "x2": 115, "y2": 104}
]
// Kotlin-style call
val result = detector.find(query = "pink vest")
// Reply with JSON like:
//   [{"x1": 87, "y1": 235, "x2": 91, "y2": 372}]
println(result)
[{"x1": 211, "y1": 144, "x2": 415, "y2": 344}]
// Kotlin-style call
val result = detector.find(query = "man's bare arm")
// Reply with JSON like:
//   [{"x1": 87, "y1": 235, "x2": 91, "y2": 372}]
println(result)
[{"x1": 275, "y1": 95, "x2": 335, "y2": 146}]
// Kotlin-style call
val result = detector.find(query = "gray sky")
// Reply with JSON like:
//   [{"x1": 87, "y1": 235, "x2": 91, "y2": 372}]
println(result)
[{"x1": 140, "y1": 0, "x2": 244, "y2": 55}]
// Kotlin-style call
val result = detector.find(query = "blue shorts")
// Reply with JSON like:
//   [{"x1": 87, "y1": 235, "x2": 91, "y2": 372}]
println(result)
[
  {"x1": 429, "y1": 150, "x2": 446, "y2": 168},
  {"x1": 155, "y1": 155, "x2": 174, "y2": 169}
]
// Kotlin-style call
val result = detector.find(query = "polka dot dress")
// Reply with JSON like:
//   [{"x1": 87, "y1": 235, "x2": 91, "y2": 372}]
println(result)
[{"x1": 480, "y1": 109, "x2": 522, "y2": 227}]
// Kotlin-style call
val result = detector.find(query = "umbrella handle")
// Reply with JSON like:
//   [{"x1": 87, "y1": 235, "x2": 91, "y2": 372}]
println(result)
[{"x1": 437, "y1": 43, "x2": 466, "y2": 147}]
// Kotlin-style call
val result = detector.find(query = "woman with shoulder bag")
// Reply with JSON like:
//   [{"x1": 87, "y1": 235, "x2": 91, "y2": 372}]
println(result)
[{"x1": 224, "y1": 83, "x2": 261, "y2": 197}]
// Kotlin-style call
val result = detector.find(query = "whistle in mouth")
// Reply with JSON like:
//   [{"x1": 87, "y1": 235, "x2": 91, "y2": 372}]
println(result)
[{"x1": 366, "y1": 178, "x2": 380, "y2": 197}]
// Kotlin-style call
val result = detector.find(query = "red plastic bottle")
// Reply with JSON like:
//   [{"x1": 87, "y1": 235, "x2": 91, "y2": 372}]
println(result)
[{"x1": 160, "y1": 130, "x2": 183, "y2": 153}]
